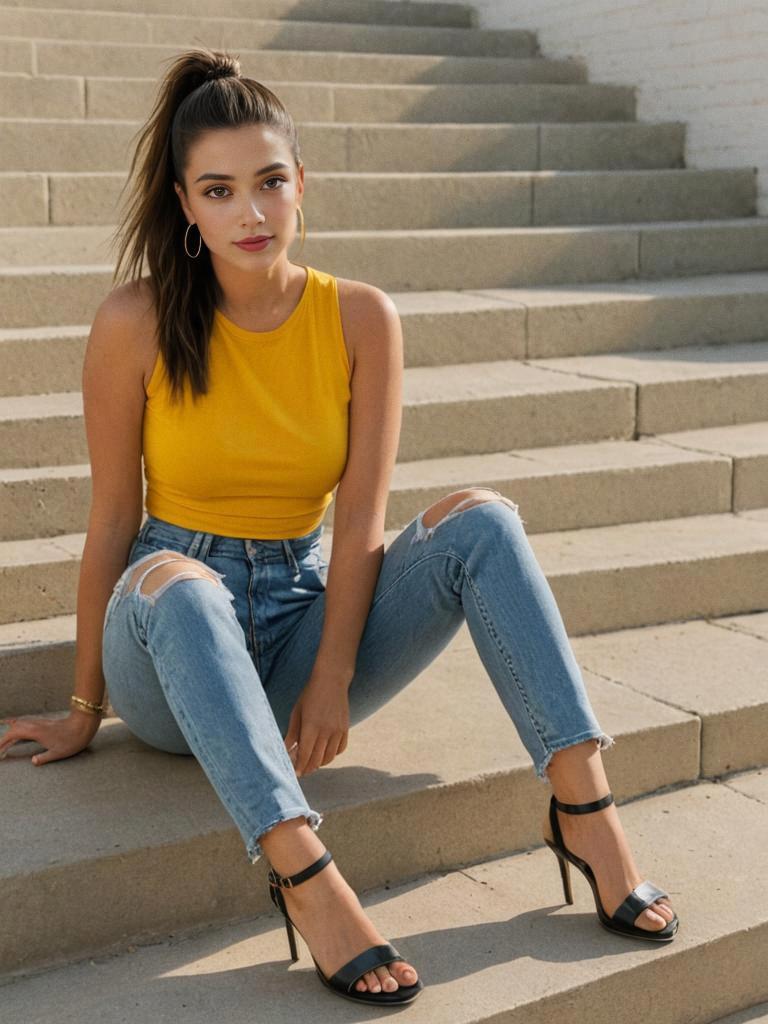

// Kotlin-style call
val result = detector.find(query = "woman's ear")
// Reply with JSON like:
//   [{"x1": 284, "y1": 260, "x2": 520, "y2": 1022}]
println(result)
[{"x1": 174, "y1": 180, "x2": 192, "y2": 223}]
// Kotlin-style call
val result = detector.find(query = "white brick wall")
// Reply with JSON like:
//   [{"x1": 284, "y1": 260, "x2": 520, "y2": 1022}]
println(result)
[{"x1": 430, "y1": 0, "x2": 768, "y2": 214}]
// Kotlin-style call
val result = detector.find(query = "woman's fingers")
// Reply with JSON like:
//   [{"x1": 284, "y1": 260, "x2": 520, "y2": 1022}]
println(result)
[
  {"x1": 303, "y1": 731, "x2": 347, "y2": 775},
  {"x1": 295, "y1": 727, "x2": 321, "y2": 776},
  {"x1": 321, "y1": 732, "x2": 346, "y2": 765},
  {"x1": 0, "y1": 718, "x2": 43, "y2": 758},
  {"x1": 305, "y1": 735, "x2": 331, "y2": 775},
  {"x1": 299, "y1": 731, "x2": 338, "y2": 777},
  {"x1": 30, "y1": 748, "x2": 57, "y2": 766},
  {"x1": 0, "y1": 730, "x2": 14, "y2": 758}
]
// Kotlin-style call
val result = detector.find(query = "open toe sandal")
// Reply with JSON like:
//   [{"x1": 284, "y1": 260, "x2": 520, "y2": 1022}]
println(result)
[
  {"x1": 267, "y1": 848, "x2": 424, "y2": 1005},
  {"x1": 544, "y1": 793, "x2": 679, "y2": 942}
]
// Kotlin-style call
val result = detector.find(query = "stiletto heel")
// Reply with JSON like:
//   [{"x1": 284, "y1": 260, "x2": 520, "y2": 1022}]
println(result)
[
  {"x1": 550, "y1": 846, "x2": 573, "y2": 905},
  {"x1": 544, "y1": 792, "x2": 679, "y2": 942},
  {"x1": 283, "y1": 914, "x2": 299, "y2": 962},
  {"x1": 267, "y1": 848, "x2": 424, "y2": 1005}
]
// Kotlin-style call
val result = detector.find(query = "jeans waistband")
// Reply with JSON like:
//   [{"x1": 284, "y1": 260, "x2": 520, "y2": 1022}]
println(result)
[{"x1": 138, "y1": 514, "x2": 325, "y2": 565}]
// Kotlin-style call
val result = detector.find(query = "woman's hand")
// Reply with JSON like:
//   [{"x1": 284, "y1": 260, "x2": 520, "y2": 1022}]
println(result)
[
  {"x1": 284, "y1": 673, "x2": 350, "y2": 777},
  {"x1": 0, "y1": 709, "x2": 102, "y2": 765}
]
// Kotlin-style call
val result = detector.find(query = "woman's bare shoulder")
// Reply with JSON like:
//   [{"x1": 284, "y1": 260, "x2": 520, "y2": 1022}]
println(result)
[
  {"x1": 97, "y1": 277, "x2": 159, "y2": 392},
  {"x1": 334, "y1": 276, "x2": 400, "y2": 378}
]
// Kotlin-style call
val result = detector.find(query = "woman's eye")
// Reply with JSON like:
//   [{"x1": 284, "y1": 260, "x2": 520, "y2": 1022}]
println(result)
[{"x1": 205, "y1": 177, "x2": 285, "y2": 198}]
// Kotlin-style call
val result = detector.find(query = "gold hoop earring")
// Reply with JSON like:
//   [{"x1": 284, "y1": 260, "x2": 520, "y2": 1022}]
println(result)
[{"x1": 184, "y1": 222, "x2": 202, "y2": 258}]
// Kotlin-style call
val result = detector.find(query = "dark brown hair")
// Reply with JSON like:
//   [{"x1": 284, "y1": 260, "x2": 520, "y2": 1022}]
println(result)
[{"x1": 109, "y1": 46, "x2": 305, "y2": 403}]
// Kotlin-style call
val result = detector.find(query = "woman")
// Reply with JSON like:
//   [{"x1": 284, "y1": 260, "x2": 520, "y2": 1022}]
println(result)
[{"x1": 0, "y1": 47, "x2": 677, "y2": 1007}]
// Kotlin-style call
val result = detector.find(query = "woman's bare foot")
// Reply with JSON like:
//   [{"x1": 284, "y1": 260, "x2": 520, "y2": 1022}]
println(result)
[
  {"x1": 260, "y1": 818, "x2": 418, "y2": 994},
  {"x1": 545, "y1": 739, "x2": 676, "y2": 932}
]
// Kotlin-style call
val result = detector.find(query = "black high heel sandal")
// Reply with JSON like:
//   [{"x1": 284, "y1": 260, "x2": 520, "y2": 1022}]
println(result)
[
  {"x1": 267, "y1": 848, "x2": 424, "y2": 1005},
  {"x1": 544, "y1": 793, "x2": 679, "y2": 942}
]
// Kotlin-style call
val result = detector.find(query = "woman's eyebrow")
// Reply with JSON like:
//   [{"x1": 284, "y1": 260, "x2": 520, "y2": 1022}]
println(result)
[{"x1": 194, "y1": 162, "x2": 290, "y2": 183}]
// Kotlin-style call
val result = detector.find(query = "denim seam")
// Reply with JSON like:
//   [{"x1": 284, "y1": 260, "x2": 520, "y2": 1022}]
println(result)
[
  {"x1": 368, "y1": 548, "x2": 550, "y2": 762},
  {"x1": 459, "y1": 558, "x2": 551, "y2": 758}
]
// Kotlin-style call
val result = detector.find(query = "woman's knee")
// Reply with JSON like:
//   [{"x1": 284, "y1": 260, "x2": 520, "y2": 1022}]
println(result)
[{"x1": 421, "y1": 487, "x2": 521, "y2": 530}]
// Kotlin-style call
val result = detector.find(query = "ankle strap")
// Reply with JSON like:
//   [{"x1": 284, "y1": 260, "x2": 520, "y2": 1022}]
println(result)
[
  {"x1": 267, "y1": 849, "x2": 333, "y2": 889},
  {"x1": 553, "y1": 793, "x2": 614, "y2": 815}
]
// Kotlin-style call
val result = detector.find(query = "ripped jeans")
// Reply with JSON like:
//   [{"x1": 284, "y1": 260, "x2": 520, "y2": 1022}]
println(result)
[{"x1": 101, "y1": 487, "x2": 613, "y2": 864}]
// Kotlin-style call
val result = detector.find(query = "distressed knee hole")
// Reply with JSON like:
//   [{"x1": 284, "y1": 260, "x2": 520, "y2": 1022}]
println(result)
[
  {"x1": 125, "y1": 552, "x2": 225, "y2": 601},
  {"x1": 421, "y1": 487, "x2": 519, "y2": 530}
]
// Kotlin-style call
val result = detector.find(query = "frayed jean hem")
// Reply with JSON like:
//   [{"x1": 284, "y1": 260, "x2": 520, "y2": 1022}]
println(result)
[
  {"x1": 534, "y1": 730, "x2": 615, "y2": 782},
  {"x1": 246, "y1": 807, "x2": 325, "y2": 864}
]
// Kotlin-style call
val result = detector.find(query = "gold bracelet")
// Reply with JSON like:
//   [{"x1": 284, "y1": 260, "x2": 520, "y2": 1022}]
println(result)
[{"x1": 70, "y1": 695, "x2": 105, "y2": 716}]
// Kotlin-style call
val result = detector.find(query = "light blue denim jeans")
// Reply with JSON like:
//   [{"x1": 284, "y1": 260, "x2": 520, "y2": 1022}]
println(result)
[{"x1": 102, "y1": 488, "x2": 613, "y2": 864}]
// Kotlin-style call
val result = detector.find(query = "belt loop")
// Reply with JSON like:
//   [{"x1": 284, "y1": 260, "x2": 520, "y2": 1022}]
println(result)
[
  {"x1": 186, "y1": 530, "x2": 214, "y2": 560},
  {"x1": 281, "y1": 539, "x2": 302, "y2": 580}
]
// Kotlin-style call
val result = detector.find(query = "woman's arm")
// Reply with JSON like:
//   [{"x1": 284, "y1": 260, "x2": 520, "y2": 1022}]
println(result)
[
  {"x1": 0, "y1": 289, "x2": 148, "y2": 765},
  {"x1": 310, "y1": 281, "x2": 404, "y2": 685},
  {"x1": 77, "y1": 288, "x2": 148, "y2": 709},
  {"x1": 284, "y1": 281, "x2": 403, "y2": 776}
]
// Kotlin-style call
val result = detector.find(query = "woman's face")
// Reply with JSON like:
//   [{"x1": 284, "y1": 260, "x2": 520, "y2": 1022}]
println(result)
[{"x1": 174, "y1": 123, "x2": 304, "y2": 269}]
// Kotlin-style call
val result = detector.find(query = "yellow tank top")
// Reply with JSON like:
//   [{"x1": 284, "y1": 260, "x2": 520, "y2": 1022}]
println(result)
[{"x1": 142, "y1": 264, "x2": 351, "y2": 539}]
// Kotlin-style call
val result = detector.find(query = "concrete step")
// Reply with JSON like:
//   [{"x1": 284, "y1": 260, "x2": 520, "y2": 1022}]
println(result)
[
  {"x1": 468, "y1": 270, "x2": 768, "y2": 359},
  {"x1": 2, "y1": 504, "x2": 767, "y2": 630},
  {"x1": 652, "y1": 422, "x2": 768, "y2": 510},
  {"x1": 0, "y1": 0, "x2": 477, "y2": 29},
  {"x1": 0, "y1": 6, "x2": 539, "y2": 57},
  {"x1": 2, "y1": 768, "x2": 767, "y2": 1023},
  {"x1": 0, "y1": 432, "x2": 741, "y2": 542},
  {"x1": 5, "y1": 220, "x2": 768, "y2": 322},
  {"x1": 0, "y1": 117, "x2": 687, "y2": 173},
  {"x1": 530, "y1": 338, "x2": 768, "y2": 435},
  {"x1": 3, "y1": 167, "x2": 756, "y2": 230},
  {"x1": 569, "y1": 612, "x2": 768, "y2": 778},
  {"x1": 15, "y1": 42, "x2": 584, "y2": 88},
  {"x1": 3, "y1": 45, "x2": 597, "y2": 88},
  {"x1": 0, "y1": 619, "x2": 703, "y2": 974},
  {"x1": 4, "y1": 273, "x2": 768, "y2": 397},
  {"x1": 0, "y1": 70, "x2": 636, "y2": 121},
  {"x1": 0, "y1": 75, "x2": 618, "y2": 128}
]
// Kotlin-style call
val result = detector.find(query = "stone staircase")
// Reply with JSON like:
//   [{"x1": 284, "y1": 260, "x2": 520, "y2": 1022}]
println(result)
[{"x1": 1, "y1": 0, "x2": 767, "y2": 1019}]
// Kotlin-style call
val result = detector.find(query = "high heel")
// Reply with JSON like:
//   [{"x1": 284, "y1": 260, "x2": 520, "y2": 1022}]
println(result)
[
  {"x1": 544, "y1": 793, "x2": 679, "y2": 942},
  {"x1": 267, "y1": 848, "x2": 424, "y2": 1005}
]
